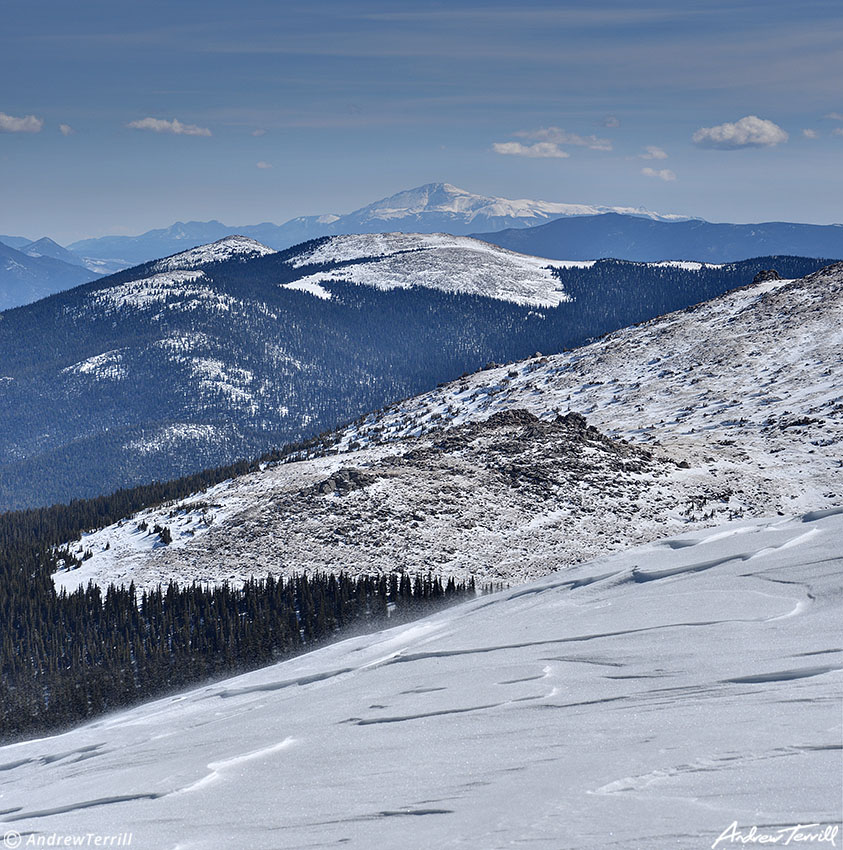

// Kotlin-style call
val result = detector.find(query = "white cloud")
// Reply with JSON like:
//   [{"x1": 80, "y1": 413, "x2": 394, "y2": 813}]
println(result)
[
  {"x1": 516, "y1": 126, "x2": 612, "y2": 151},
  {"x1": 602, "y1": 115, "x2": 620, "y2": 128},
  {"x1": 641, "y1": 167, "x2": 676, "y2": 182},
  {"x1": 492, "y1": 141, "x2": 570, "y2": 159},
  {"x1": 127, "y1": 117, "x2": 212, "y2": 137},
  {"x1": 256, "y1": 161, "x2": 272, "y2": 169},
  {"x1": 824, "y1": 112, "x2": 843, "y2": 121},
  {"x1": 802, "y1": 128, "x2": 818, "y2": 139},
  {"x1": 833, "y1": 128, "x2": 843, "y2": 137},
  {"x1": 692, "y1": 115, "x2": 788, "y2": 149},
  {"x1": 252, "y1": 128, "x2": 267, "y2": 136},
  {"x1": 59, "y1": 124, "x2": 75, "y2": 136},
  {"x1": 638, "y1": 145, "x2": 668, "y2": 160},
  {"x1": 0, "y1": 112, "x2": 43, "y2": 133}
]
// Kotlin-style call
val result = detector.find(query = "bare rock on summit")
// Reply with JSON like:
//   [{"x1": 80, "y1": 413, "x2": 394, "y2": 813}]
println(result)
[{"x1": 752, "y1": 269, "x2": 781, "y2": 284}]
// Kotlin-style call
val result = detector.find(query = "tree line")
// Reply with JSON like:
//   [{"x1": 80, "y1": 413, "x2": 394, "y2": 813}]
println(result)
[{"x1": 1, "y1": 555, "x2": 478, "y2": 741}]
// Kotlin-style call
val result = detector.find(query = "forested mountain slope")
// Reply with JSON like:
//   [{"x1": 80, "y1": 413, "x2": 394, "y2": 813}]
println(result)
[{"x1": 0, "y1": 233, "x2": 831, "y2": 510}]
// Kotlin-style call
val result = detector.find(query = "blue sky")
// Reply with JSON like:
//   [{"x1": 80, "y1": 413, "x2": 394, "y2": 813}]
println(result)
[{"x1": 1, "y1": 0, "x2": 841, "y2": 243}]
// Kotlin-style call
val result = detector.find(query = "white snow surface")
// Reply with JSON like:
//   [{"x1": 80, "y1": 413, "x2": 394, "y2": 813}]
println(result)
[
  {"x1": 282, "y1": 279, "x2": 333, "y2": 300},
  {"x1": 152, "y1": 235, "x2": 275, "y2": 271},
  {"x1": 11, "y1": 510, "x2": 843, "y2": 849},
  {"x1": 284, "y1": 233, "x2": 572, "y2": 307}
]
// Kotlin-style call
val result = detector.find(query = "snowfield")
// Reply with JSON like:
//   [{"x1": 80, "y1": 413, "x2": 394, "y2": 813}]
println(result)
[
  {"x1": 283, "y1": 232, "x2": 573, "y2": 307},
  {"x1": 9, "y1": 509, "x2": 843, "y2": 849}
]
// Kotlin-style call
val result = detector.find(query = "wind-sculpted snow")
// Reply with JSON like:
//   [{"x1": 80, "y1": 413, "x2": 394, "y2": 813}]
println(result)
[
  {"x1": 283, "y1": 233, "x2": 572, "y2": 307},
  {"x1": 12, "y1": 511, "x2": 843, "y2": 848}
]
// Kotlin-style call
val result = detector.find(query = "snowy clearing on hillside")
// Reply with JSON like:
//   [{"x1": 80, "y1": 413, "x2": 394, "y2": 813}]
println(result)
[
  {"x1": 283, "y1": 233, "x2": 574, "y2": 307},
  {"x1": 282, "y1": 279, "x2": 333, "y2": 300},
  {"x1": 123, "y1": 423, "x2": 225, "y2": 458},
  {"x1": 13, "y1": 510, "x2": 843, "y2": 849},
  {"x1": 61, "y1": 349, "x2": 127, "y2": 381}
]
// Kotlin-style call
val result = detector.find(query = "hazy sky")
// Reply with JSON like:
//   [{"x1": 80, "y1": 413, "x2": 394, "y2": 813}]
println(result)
[{"x1": 2, "y1": 0, "x2": 841, "y2": 243}]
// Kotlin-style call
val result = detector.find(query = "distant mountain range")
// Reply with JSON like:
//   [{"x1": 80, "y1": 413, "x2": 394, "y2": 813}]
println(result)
[
  {"x1": 0, "y1": 234, "x2": 32, "y2": 250},
  {"x1": 0, "y1": 232, "x2": 832, "y2": 509},
  {"x1": 65, "y1": 183, "x2": 689, "y2": 269},
  {"x1": 0, "y1": 240, "x2": 100, "y2": 311},
  {"x1": 4, "y1": 185, "x2": 842, "y2": 309},
  {"x1": 474, "y1": 213, "x2": 843, "y2": 263}
]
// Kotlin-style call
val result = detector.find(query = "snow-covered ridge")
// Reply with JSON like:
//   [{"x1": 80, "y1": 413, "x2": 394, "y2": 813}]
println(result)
[
  {"x1": 19, "y1": 510, "x2": 843, "y2": 848},
  {"x1": 87, "y1": 271, "x2": 221, "y2": 312},
  {"x1": 648, "y1": 260, "x2": 724, "y2": 270},
  {"x1": 283, "y1": 233, "x2": 572, "y2": 307},
  {"x1": 153, "y1": 236, "x2": 275, "y2": 272},
  {"x1": 335, "y1": 264, "x2": 843, "y2": 513}
]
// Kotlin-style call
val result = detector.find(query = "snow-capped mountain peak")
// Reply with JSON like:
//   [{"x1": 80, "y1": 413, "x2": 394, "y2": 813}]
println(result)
[
  {"x1": 353, "y1": 182, "x2": 687, "y2": 224},
  {"x1": 153, "y1": 236, "x2": 276, "y2": 272}
]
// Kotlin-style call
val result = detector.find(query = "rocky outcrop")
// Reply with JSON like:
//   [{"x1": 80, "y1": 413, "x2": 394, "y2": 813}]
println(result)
[
  {"x1": 752, "y1": 269, "x2": 781, "y2": 284},
  {"x1": 315, "y1": 467, "x2": 377, "y2": 495}
]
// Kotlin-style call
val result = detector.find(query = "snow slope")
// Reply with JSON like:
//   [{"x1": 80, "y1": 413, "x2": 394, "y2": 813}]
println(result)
[
  {"x1": 283, "y1": 233, "x2": 572, "y2": 306},
  {"x1": 10, "y1": 509, "x2": 843, "y2": 849},
  {"x1": 338, "y1": 264, "x2": 843, "y2": 503}
]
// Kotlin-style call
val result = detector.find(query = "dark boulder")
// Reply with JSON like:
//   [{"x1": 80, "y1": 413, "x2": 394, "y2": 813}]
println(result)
[{"x1": 316, "y1": 467, "x2": 377, "y2": 495}]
